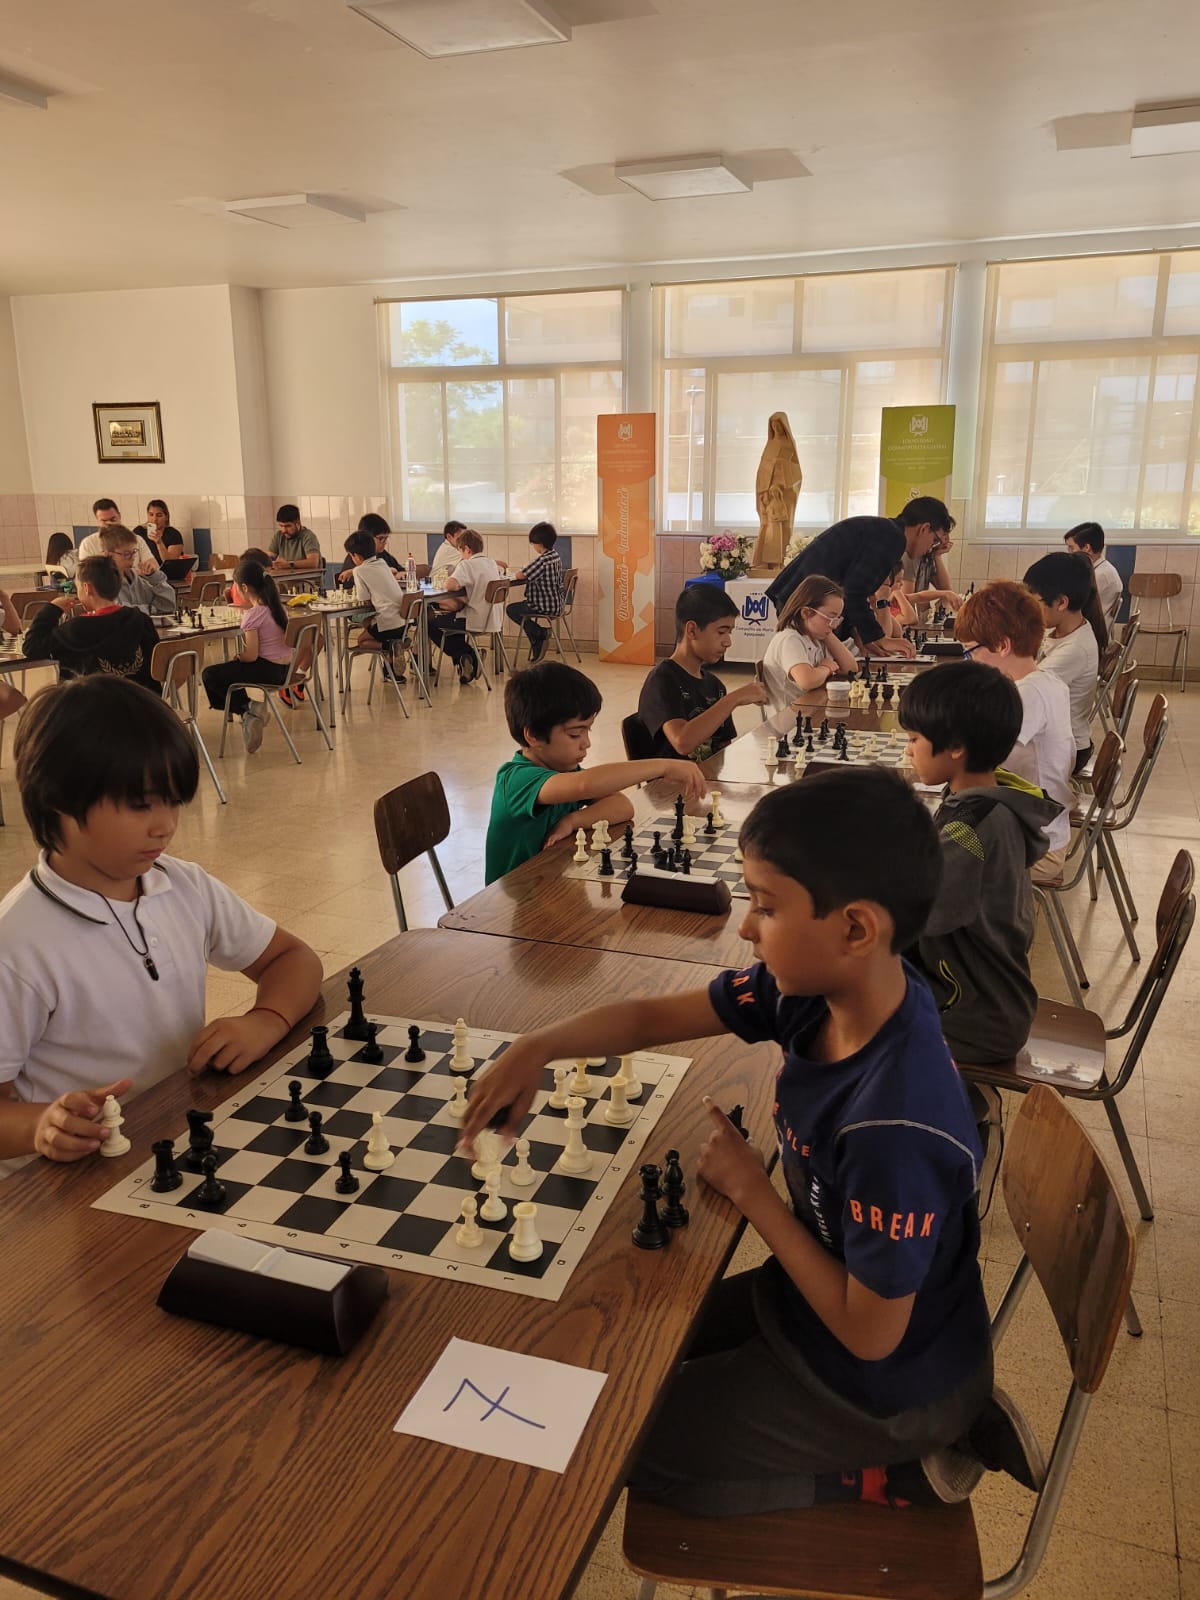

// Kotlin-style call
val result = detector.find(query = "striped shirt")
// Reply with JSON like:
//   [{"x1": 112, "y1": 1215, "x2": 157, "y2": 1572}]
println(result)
[{"x1": 521, "y1": 549, "x2": 564, "y2": 616}]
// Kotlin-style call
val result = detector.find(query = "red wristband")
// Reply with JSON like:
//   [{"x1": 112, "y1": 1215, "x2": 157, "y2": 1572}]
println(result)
[{"x1": 249, "y1": 1005, "x2": 292, "y2": 1034}]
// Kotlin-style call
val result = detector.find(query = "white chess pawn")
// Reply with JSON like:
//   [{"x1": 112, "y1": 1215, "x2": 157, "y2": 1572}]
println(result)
[
  {"x1": 763, "y1": 739, "x2": 777, "y2": 770},
  {"x1": 548, "y1": 1064, "x2": 571, "y2": 1110},
  {"x1": 445, "y1": 1074, "x2": 469, "y2": 1124},
  {"x1": 572, "y1": 829, "x2": 589, "y2": 864},
  {"x1": 619, "y1": 1052, "x2": 642, "y2": 1101},
  {"x1": 470, "y1": 1128, "x2": 499, "y2": 1182},
  {"x1": 604, "y1": 1074, "x2": 635, "y2": 1127},
  {"x1": 363, "y1": 1111, "x2": 394, "y2": 1171},
  {"x1": 455, "y1": 1195, "x2": 485, "y2": 1248},
  {"x1": 479, "y1": 1166, "x2": 507, "y2": 1222},
  {"x1": 709, "y1": 788, "x2": 724, "y2": 826},
  {"x1": 557, "y1": 1096, "x2": 592, "y2": 1175},
  {"x1": 508, "y1": 1201, "x2": 542, "y2": 1263},
  {"x1": 792, "y1": 749, "x2": 805, "y2": 776},
  {"x1": 733, "y1": 841, "x2": 744, "y2": 863},
  {"x1": 568, "y1": 1058, "x2": 593, "y2": 1096},
  {"x1": 510, "y1": 1136, "x2": 537, "y2": 1187},
  {"x1": 99, "y1": 1094, "x2": 130, "y2": 1158}
]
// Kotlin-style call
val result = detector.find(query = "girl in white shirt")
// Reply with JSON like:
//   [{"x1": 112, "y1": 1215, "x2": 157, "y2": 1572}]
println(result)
[
  {"x1": 1023, "y1": 552, "x2": 1105, "y2": 772},
  {"x1": 760, "y1": 576, "x2": 859, "y2": 709}
]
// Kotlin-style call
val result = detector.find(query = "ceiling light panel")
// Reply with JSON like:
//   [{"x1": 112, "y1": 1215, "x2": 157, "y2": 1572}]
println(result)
[
  {"x1": 347, "y1": 0, "x2": 571, "y2": 57},
  {"x1": 0, "y1": 72, "x2": 48, "y2": 111},
  {"x1": 1130, "y1": 104, "x2": 1200, "y2": 158},
  {"x1": 223, "y1": 194, "x2": 366, "y2": 228},
  {"x1": 615, "y1": 155, "x2": 751, "y2": 201}
]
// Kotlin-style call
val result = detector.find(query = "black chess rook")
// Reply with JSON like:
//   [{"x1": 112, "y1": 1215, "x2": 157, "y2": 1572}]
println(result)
[{"x1": 150, "y1": 1139, "x2": 182, "y2": 1193}]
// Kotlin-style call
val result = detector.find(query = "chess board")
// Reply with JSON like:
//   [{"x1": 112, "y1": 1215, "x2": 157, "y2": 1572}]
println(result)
[
  {"x1": 759, "y1": 728, "x2": 912, "y2": 778},
  {"x1": 93, "y1": 1013, "x2": 690, "y2": 1302},
  {"x1": 565, "y1": 815, "x2": 750, "y2": 898}
]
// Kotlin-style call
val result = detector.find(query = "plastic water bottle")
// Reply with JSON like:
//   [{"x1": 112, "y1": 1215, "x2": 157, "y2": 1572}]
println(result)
[{"x1": 406, "y1": 555, "x2": 417, "y2": 592}]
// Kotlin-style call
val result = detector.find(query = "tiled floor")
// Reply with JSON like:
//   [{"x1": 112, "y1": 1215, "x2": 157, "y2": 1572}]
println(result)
[{"x1": 0, "y1": 652, "x2": 1196, "y2": 1600}]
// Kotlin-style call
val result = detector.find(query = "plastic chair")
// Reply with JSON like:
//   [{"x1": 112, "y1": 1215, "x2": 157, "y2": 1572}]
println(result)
[
  {"x1": 621, "y1": 713, "x2": 656, "y2": 761},
  {"x1": 431, "y1": 579, "x2": 511, "y2": 692},
  {"x1": 1128, "y1": 573, "x2": 1187, "y2": 690},
  {"x1": 510, "y1": 567, "x2": 582, "y2": 668},
  {"x1": 216, "y1": 618, "x2": 333, "y2": 763},
  {"x1": 151, "y1": 640, "x2": 226, "y2": 804},
  {"x1": 373, "y1": 773, "x2": 456, "y2": 933},
  {"x1": 623, "y1": 1084, "x2": 1135, "y2": 1600}
]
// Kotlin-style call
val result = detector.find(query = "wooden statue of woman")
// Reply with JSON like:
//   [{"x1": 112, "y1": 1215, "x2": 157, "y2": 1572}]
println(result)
[{"x1": 753, "y1": 412, "x2": 802, "y2": 569}]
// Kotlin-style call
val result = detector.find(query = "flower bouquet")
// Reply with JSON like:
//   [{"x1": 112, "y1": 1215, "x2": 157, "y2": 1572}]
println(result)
[
  {"x1": 698, "y1": 530, "x2": 755, "y2": 579},
  {"x1": 784, "y1": 530, "x2": 813, "y2": 564}
]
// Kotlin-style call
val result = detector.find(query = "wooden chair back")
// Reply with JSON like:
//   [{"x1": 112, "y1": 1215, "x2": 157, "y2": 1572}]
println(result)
[
  {"x1": 1002, "y1": 1086, "x2": 1135, "y2": 1392},
  {"x1": 1110, "y1": 665, "x2": 1138, "y2": 735},
  {"x1": 414, "y1": 562, "x2": 430, "y2": 581},
  {"x1": 1129, "y1": 572, "x2": 1182, "y2": 601},
  {"x1": 1154, "y1": 848, "x2": 1195, "y2": 952},
  {"x1": 187, "y1": 576, "x2": 225, "y2": 606},
  {"x1": 1120, "y1": 609, "x2": 1140, "y2": 646},
  {"x1": 1096, "y1": 640, "x2": 1121, "y2": 685},
  {"x1": 150, "y1": 640, "x2": 201, "y2": 701},
  {"x1": 211, "y1": 553, "x2": 238, "y2": 571},
  {"x1": 482, "y1": 578, "x2": 510, "y2": 606},
  {"x1": 283, "y1": 617, "x2": 321, "y2": 681},
  {"x1": 1142, "y1": 691, "x2": 1168, "y2": 757},
  {"x1": 373, "y1": 773, "x2": 452, "y2": 875},
  {"x1": 561, "y1": 567, "x2": 579, "y2": 616},
  {"x1": 621, "y1": 713, "x2": 655, "y2": 761},
  {"x1": 1088, "y1": 729, "x2": 1123, "y2": 811},
  {"x1": 11, "y1": 590, "x2": 48, "y2": 622}
]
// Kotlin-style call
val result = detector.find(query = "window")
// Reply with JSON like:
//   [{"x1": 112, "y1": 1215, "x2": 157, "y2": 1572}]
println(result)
[
  {"x1": 656, "y1": 268, "x2": 952, "y2": 530},
  {"x1": 381, "y1": 290, "x2": 624, "y2": 531},
  {"x1": 978, "y1": 252, "x2": 1200, "y2": 533}
]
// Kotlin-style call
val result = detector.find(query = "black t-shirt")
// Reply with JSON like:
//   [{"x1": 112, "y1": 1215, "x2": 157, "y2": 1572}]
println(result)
[{"x1": 637, "y1": 658, "x2": 734, "y2": 761}]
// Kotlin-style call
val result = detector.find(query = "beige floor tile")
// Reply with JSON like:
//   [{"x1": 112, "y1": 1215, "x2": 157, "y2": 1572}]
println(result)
[
  {"x1": 1182, "y1": 1560, "x2": 1200, "y2": 1600},
  {"x1": 1146, "y1": 1079, "x2": 1200, "y2": 1142},
  {"x1": 1156, "y1": 1210, "x2": 1200, "y2": 1302},
  {"x1": 571, "y1": 1496, "x2": 696, "y2": 1600},
  {"x1": 1171, "y1": 1410, "x2": 1200, "y2": 1562},
  {"x1": 977, "y1": 1506, "x2": 1181, "y2": 1599},
  {"x1": 1163, "y1": 1297, "x2": 1200, "y2": 1418},
  {"x1": 1149, "y1": 1138, "x2": 1200, "y2": 1216}
]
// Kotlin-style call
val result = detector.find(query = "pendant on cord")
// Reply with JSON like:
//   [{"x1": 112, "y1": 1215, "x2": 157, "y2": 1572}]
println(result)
[{"x1": 144, "y1": 956, "x2": 160, "y2": 981}]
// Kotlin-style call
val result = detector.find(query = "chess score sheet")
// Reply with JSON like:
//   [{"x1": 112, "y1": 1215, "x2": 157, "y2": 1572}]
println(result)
[{"x1": 94, "y1": 1013, "x2": 691, "y2": 1302}]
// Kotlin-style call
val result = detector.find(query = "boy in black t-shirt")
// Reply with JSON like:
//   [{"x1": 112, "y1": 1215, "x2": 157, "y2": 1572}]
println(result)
[
  {"x1": 465, "y1": 770, "x2": 1043, "y2": 1516},
  {"x1": 638, "y1": 585, "x2": 768, "y2": 761}
]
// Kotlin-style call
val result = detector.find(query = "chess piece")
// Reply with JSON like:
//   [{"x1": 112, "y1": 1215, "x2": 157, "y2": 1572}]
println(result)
[
  {"x1": 805, "y1": 734, "x2": 814, "y2": 754},
  {"x1": 510, "y1": 1137, "x2": 537, "y2": 1187},
  {"x1": 548, "y1": 1064, "x2": 571, "y2": 1110},
  {"x1": 344, "y1": 965, "x2": 370, "y2": 1040},
  {"x1": 681, "y1": 813, "x2": 698, "y2": 847},
  {"x1": 335, "y1": 1151, "x2": 359, "y2": 1194},
  {"x1": 304, "y1": 1110, "x2": 330, "y2": 1155},
  {"x1": 598, "y1": 847, "x2": 614, "y2": 877},
  {"x1": 184, "y1": 1108, "x2": 215, "y2": 1172},
  {"x1": 572, "y1": 829, "x2": 588, "y2": 864},
  {"x1": 680, "y1": 849, "x2": 692, "y2": 876},
  {"x1": 358, "y1": 1021, "x2": 384, "y2": 1065},
  {"x1": 663, "y1": 1150, "x2": 689, "y2": 1228},
  {"x1": 733, "y1": 841, "x2": 744, "y2": 862},
  {"x1": 404, "y1": 1024, "x2": 425, "y2": 1063},
  {"x1": 705, "y1": 810, "x2": 715, "y2": 835},
  {"x1": 470, "y1": 1129, "x2": 500, "y2": 1182},
  {"x1": 619, "y1": 1053, "x2": 643, "y2": 1101},
  {"x1": 673, "y1": 793, "x2": 685, "y2": 843},
  {"x1": 604, "y1": 1073, "x2": 635, "y2": 1127},
  {"x1": 632, "y1": 1163, "x2": 669, "y2": 1249},
  {"x1": 150, "y1": 1139, "x2": 182, "y2": 1192},
  {"x1": 775, "y1": 733, "x2": 790, "y2": 761},
  {"x1": 99, "y1": 1094, "x2": 131, "y2": 1157},
  {"x1": 882, "y1": 683, "x2": 894, "y2": 705},
  {"x1": 727, "y1": 1103, "x2": 750, "y2": 1140},
  {"x1": 626, "y1": 850, "x2": 638, "y2": 875},
  {"x1": 194, "y1": 1154, "x2": 227, "y2": 1210},
  {"x1": 763, "y1": 740, "x2": 778, "y2": 772},
  {"x1": 455, "y1": 1195, "x2": 485, "y2": 1248},
  {"x1": 508, "y1": 1201, "x2": 542, "y2": 1263},
  {"x1": 568, "y1": 1058, "x2": 593, "y2": 1096},
  {"x1": 306, "y1": 1025, "x2": 334, "y2": 1079},
  {"x1": 591, "y1": 818, "x2": 610, "y2": 852},
  {"x1": 793, "y1": 749, "x2": 805, "y2": 776},
  {"x1": 479, "y1": 1167, "x2": 507, "y2": 1222},
  {"x1": 557, "y1": 1096, "x2": 592, "y2": 1174},
  {"x1": 284, "y1": 1080, "x2": 306, "y2": 1122},
  {"x1": 445, "y1": 1073, "x2": 469, "y2": 1124},
  {"x1": 363, "y1": 1111, "x2": 394, "y2": 1171},
  {"x1": 451, "y1": 1017, "x2": 472, "y2": 1074},
  {"x1": 621, "y1": 823, "x2": 634, "y2": 859}
]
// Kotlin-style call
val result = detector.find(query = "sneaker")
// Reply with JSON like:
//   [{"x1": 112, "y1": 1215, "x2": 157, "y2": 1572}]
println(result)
[
  {"x1": 241, "y1": 704, "x2": 264, "y2": 753},
  {"x1": 912, "y1": 1443, "x2": 985, "y2": 1504},
  {"x1": 457, "y1": 650, "x2": 480, "y2": 684},
  {"x1": 529, "y1": 634, "x2": 549, "y2": 664},
  {"x1": 965, "y1": 1387, "x2": 1046, "y2": 1492}
]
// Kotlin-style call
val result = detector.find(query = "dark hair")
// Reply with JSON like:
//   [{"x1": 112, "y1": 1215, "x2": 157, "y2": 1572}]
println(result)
[
  {"x1": 358, "y1": 513, "x2": 390, "y2": 538},
  {"x1": 78, "y1": 554, "x2": 122, "y2": 602},
  {"x1": 45, "y1": 531, "x2": 73, "y2": 564},
  {"x1": 344, "y1": 530, "x2": 376, "y2": 562},
  {"x1": 98, "y1": 524, "x2": 137, "y2": 553},
  {"x1": 739, "y1": 769, "x2": 941, "y2": 951},
  {"x1": 443, "y1": 521, "x2": 467, "y2": 539},
  {"x1": 1023, "y1": 550, "x2": 1108, "y2": 650},
  {"x1": 504, "y1": 661, "x2": 602, "y2": 744},
  {"x1": 234, "y1": 559, "x2": 287, "y2": 630},
  {"x1": 15, "y1": 677, "x2": 199, "y2": 852},
  {"x1": 529, "y1": 521, "x2": 557, "y2": 549},
  {"x1": 898, "y1": 496, "x2": 955, "y2": 534},
  {"x1": 147, "y1": 498, "x2": 170, "y2": 521},
  {"x1": 776, "y1": 574, "x2": 843, "y2": 633},
  {"x1": 241, "y1": 546, "x2": 272, "y2": 566},
  {"x1": 675, "y1": 583, "x2": 737, "y2": 637},
  {"x1": 92, "y1": 498, "x2": 119, "y2": 516},
  {"x1": 1066, "y1": 521, "x2": 1104, "y2": 554},
  {"x1": 898, "y1": 661, "x2": 1023, "y2": 773},
  {"x1": 276, "y1": 504, "x2": 300, "y2": 523},
  {"x1": 458, "y1": 529, "x2": 483, "y2": 555}
]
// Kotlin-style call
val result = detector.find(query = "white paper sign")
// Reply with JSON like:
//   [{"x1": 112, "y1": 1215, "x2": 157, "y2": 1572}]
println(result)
[{"x1": 394, "y1": 1337, "x2": 608, "y2": 1473}]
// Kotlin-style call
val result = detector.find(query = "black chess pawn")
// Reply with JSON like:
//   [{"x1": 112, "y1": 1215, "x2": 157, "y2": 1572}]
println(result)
[
  {"x1": 404, "y1": 1024, "x2": 425, "y2": 1063},
  {"x1": 680, "y1": 850, "x2": 692, "y2": 876},
  {"x1": 805, "y1": 734, "x2": 814, "y2": 754},
  {"x1": 704, "y1": 810, "x2": 715, "y2": 835},
  {"x1": 284, "y1": 1080, "x2": 306, "y2": 1121},
  {"x1": 335, "y1": 1151, "x2": 360, "y2": 1195},
  {"x1": 881, "y1": 683, "x2": 894, "y2": 705},
  {"x1": 359, "y1": 1021, "x2": 384, "y2": 1065},
  {"x1": 652, "y1": 830, "x2": 662, "y2": 854},
  {"x1": 194, "y1": 1153, "x2": 226, "y2": 1210},
  {"x1": 150, "y1": 1138, "x2": 182, "y2": 1193},
  {"x1": 626, "y1": 849, "x2": 639, "y2": 875},
  {"x1": 727, "y1": 1103, "x2": 749, "y2": 1139},
  {"x1": 633, "y1": 1163, "x2": 669, "y2": 1250},
  {"x1": 343, "y1": 965, "x2": 370, "y2": 1041},
  {"x1": 598, "y1": 847, "x2": 614, "y2": 877},
  {"x1": 621, "y1": 823, "x2": 634, "y2": 860},
  {"x1": 184, "y1": 1108, "x2": 215, "y2": 1172},
  {"x1": 838, "y1": 741, "x2": 850, "y2": 761},
  {"x1": 306, "y1": 1025, "x2": 334, "y2": 1079},
  {"x1": 775, "y1": 734, "x2": 790, "y2": 760},
  {"x1": 803, "y1": 716, "x2": 813, "y2": 735},
  {"x1": 304, "y1": 1111, "x2": 330, "y2": 1155},
  {"x1": 662, "y1": 1150, "x2": 689, "y2": 1228},
  {"x1": 868, "y1": 682, "x2": 879, "y2": 703},
  {"x1": 663, "y1": 846, "x2": 677, "y2": 873}
]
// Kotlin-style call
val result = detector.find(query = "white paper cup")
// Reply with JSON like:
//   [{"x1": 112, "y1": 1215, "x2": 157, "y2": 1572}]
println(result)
[{"x1": 826, "y1": 680, "x2": 850, "y2": 705}]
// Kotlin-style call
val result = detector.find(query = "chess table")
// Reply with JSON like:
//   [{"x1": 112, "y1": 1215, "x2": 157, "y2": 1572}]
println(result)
[{"x1": 0, "y1": 930, "x2": 777, "y2": 1600}]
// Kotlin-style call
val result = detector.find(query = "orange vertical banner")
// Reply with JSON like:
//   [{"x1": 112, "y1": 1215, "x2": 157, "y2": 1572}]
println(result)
[{"x1": 596, "y1": 413, "x2": 656, "y2": 664}]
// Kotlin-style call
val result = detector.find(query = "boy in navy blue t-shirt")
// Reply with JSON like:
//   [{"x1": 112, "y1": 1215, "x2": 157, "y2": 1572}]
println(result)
[{"x1": 465, "y1": 769, "x2": 1041, "y2": 1515}]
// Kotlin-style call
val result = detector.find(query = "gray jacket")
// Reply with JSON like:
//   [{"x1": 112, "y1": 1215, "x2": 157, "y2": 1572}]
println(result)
[{"x1": 119, "y1": 567, "x2": 176, "y2": 616}]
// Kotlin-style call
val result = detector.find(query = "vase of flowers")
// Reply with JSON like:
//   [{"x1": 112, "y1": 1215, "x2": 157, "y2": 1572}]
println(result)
[{"x1": 698, "y1": 530, "x2": 755, "y2": 580}]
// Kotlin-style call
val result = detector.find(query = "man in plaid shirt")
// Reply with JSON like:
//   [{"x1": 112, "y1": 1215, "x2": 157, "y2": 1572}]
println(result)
[{"x1": 506, "y1": 522, "x2": 565, "y2": 663}]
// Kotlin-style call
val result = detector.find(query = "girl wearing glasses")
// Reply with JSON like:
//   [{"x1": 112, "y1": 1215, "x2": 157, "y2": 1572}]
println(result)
[{"x1": 761, "y1": 575, "x2": 859, "y2": 708}]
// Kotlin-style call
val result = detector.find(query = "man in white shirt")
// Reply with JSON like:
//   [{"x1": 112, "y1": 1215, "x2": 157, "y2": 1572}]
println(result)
[
  {"x1": 78, "y1": 499, "x2": 156, "y2": 569},
  {"x1": 428, "y1": 529, "x2": 501, "y2": 684},
  {"x1": 1065, "y1": 522, "x2": 1122, "y2": 622}
]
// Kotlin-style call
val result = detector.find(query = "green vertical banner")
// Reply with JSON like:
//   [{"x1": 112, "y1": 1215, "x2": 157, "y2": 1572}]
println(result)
[{"x1": 879, "y1": 405, "x2": 955, "y2": 517}]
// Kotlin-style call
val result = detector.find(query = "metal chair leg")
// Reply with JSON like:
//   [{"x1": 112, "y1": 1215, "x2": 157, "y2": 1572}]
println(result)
[
  {"x1": 1086, "y1": 850, "x2": 1098, "y2": 902},
  {"x1": 308, "y1": 680, "x2": 334, "y2": 750},
  {"x1": 189, "y1": 718, "x2": 227, "y2": 803},
  {"x1": 1103, "y1": 1096, "x2": 1153, "y2": 1221},
  {"x1": 559, "y1": 610, "x2": 582, "y2": 662},
  {"x1": 1123, "y1": 1295, "x2": 1144, "y2": 1338},
  {"x1": 1035, "y1": 889, "x2": 1086, "y2": 1006},
  {"x1": 1099, "y1": 836, "x2": 1140, "y2": 962},
  {"x1": 1106, "y1": 836, "x2": 1138, "y2": 925},
  {"x1": 389, "y1": 872, "x2": 408, "y2": 934},
  {"x1": 265, "y1": 692, "x2": 302, "y2": 764}
]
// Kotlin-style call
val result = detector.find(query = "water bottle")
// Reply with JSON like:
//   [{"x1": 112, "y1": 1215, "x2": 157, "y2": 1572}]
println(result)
[{"x1": 406, "y1": 555, "x2": 417, "y2": 592}]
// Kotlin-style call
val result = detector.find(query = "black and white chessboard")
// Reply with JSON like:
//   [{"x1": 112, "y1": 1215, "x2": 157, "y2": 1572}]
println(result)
[
  {"x1": 92, "y1": 1013, "x2": 690, "y2": 1302},
  {"x1": 565, "y1": 815, "x2": 750, "y2": 898}
]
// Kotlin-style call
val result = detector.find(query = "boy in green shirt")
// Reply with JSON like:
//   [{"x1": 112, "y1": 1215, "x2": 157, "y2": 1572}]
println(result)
[{"x1": 485, "y1": 663, "x2": 707, "y2": 884}]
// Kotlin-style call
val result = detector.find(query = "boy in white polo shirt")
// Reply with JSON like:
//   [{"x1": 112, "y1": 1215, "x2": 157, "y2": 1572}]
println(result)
[{"x1": 0, "y1": 677, "x2": 323, "y2": 1176}]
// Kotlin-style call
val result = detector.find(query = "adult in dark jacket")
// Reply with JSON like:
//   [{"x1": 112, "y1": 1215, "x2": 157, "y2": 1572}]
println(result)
[
  {"x1": 766, "y1": 497, "x2": 955, "y2": 657},
  {"x1": 23, "y1": 555, "x2": 161, "y2": 694}
]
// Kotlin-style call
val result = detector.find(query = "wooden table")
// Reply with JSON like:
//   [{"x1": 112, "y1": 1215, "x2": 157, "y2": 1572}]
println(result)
[
  {"x1": 0, "y1": 930, "x2": 777, "y2": 1600},
  {"x1": 441, "y1": 779, "x2": 768, "y2": 966}
]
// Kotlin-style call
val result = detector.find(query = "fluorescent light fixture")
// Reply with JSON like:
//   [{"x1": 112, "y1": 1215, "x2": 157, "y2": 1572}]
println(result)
[
  {"x1": 614, "y1": 155, "x2": 751, "y2": 201},
  {"x1": 1131, "y1": 103, "x2": 1200, "y2": 158},
  {"x1": 0, "y1": 72, "x2": 47, "y2": 111},
  {"x1": 223, "y1": 194, "x2": 366, "y2": 228},
  {"x1": 346, "y1": 0, "x2": 570, "y2": 57}
]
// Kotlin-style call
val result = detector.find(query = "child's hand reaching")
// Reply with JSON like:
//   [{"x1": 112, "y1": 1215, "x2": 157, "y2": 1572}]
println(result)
[
  {"x1": 661, "y1": 761, "x2": 708, "y2": 803},
  {"x1": 697, "y1": 1097, "x2": 768, "y2": 1209},
  {"x1": 187, "y1": 1011, "x2": 285, "y2": 1077}
]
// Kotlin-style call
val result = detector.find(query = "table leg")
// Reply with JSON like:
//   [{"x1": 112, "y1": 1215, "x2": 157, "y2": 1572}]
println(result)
[{"x1": 322, "y1": 613, "x2": 338, "y2": 729}]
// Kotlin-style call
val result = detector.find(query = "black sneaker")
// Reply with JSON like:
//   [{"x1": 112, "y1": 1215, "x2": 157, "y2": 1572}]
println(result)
[
  {"x1": 457, "y1": 651, "x2": 479, "y2": 684},
  {"x1": 965, "y1": 1387, "x2": 1046, "y2": 1492},
  {"x1": 529, "y1": 635, "x2": 549, "y2": 664}
]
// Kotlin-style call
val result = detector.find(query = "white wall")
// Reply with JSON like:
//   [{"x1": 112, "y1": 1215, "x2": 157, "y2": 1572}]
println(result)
[
  {"x1": 0, "y1": 298, "x2": 32, "y2": 495},
  {"x1": 229, "y1": 287, "x2": 274, "y2": 496}
]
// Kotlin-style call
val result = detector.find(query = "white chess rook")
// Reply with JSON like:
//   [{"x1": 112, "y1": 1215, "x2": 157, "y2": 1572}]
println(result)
[
  {"x1": 604, "y1": 1075, "x2": 635, "y2": 1127},
  {"x1": 508, "y1": 1201, "x2": 542, "y2": 1263},
  {"x1": 557, "y1": 1096, "x2": 592, "y2": 1175}
]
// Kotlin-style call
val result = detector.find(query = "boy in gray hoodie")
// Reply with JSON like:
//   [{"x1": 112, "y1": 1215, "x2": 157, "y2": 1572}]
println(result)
[{"x1": 899, "y1": 662, "x2": 1062, "y2": 1066}]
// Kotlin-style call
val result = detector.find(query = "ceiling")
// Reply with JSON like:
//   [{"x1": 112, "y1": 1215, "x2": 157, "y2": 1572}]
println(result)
[{"x1": 1, "y1": 0, "x2": 1199, "y2": 296}]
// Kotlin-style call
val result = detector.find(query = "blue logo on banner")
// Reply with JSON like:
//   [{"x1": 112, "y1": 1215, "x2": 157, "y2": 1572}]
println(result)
[{"x1": 742, "y1": 593, "x2": 769, "y2": 624}]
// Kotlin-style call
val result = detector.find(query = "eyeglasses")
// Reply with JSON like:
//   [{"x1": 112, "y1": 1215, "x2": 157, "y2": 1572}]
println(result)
[{"x1": 959, "y1": 642, "x2": 980, "y2": 658}]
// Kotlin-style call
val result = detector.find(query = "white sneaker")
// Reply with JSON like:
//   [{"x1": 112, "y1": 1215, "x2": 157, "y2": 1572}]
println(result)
[{"x1": 242, "y1": 703, "x2": 264, "y2": 753}]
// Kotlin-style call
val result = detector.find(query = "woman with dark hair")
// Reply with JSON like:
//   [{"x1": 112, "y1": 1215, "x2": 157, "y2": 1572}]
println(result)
[{"x1": 135, "y1": 500, "x2": 185, "y2": 566}]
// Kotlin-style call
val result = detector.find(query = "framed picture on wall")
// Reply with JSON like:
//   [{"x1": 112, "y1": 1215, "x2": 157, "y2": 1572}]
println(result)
[{"x1": 93, "y1": 401, "x2": 165, "y2": 463}]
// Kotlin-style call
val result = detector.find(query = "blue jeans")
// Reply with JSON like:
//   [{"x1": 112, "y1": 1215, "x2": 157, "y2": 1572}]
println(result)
[{"x1": 506, "y1": 600, "x2": 552, "y2": 647}]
